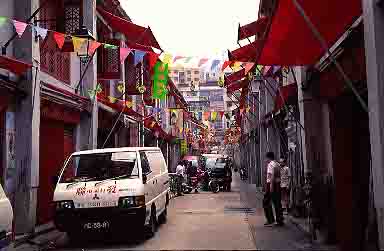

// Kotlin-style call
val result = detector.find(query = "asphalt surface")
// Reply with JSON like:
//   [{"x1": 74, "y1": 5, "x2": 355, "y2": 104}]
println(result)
[{"x1": 8, "y1": 173, "x2": 335, "y2": 251}]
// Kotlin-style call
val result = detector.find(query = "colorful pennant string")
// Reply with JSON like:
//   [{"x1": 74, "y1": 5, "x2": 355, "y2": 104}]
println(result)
[{"x1": 13, "y1": 20, "x2": 28, "y2": 38}]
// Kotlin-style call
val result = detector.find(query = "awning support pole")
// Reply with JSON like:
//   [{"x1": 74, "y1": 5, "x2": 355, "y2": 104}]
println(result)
[{"x1": 291, "y1": 0, "x2": 368, "y2": 112}]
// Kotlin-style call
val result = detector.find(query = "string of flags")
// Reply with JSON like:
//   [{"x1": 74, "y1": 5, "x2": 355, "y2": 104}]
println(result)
[{"x1": 0, "y1": 16, "x2": 159, "y2": 67}]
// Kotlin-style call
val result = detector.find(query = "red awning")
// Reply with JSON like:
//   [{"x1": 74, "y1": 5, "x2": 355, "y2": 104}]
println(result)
[
  {"x1": 97, "y1": 8, "x2": 161, "y2": 51},
  {"x1": 274, "y1": 83, "x2": 298, "y2": 111},
  {"x1": 228, "y1": 41, "x2": 263, "y2": 62},
  {"x1": 227, "y1": 79, "x2": 249, "y2": 94},
  {"x1": 97, "y1": 96, "x2": 143, "y2": 119},
  {"x1": 225, "y1": 68, "x2": 246, "y2": 86},
  {"x1": 238, "y1": 16, "x2": 269, "y2": 41},
  {"x1": 259, "y1": 0, "x2": 361, "y2": 65},
  {"x1": 0, "y1": 55, "x2": 33, "y2": 75}
]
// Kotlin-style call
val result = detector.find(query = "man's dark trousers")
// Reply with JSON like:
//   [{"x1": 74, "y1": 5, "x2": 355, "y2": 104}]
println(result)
[{"x1": 263, "y1": 182, "x2": 284, "y2": 224}]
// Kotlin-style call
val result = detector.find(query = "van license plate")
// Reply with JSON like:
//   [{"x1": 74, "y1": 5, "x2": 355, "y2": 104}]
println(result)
[{"x1": 83, "y1": 221, "x2": 110, "y2": 229}]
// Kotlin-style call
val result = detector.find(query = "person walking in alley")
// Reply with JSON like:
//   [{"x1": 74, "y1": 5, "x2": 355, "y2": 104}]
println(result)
[
  {"x1": 263, "y1": 152, "x2": 284, "y2": 226},
  {"x1": 176, "y1": 161, "x2": 185, "y2": 196},
  {"x1": 280, "y1": 158, "x2": 291, "y2": 214}
]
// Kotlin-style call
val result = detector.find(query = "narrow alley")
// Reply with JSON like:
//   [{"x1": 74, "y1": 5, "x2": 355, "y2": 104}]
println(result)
[{"x1": 8, "y1": 174, "x2": 333, "y2": 251}]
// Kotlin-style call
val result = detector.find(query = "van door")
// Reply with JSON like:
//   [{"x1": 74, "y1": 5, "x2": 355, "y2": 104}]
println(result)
[
  {"x1": 139, "y1": 152, "x2": 155, "y2": 205},
  {"x1": 145, "y1": 151, "x2": 168, "y2": 212}
]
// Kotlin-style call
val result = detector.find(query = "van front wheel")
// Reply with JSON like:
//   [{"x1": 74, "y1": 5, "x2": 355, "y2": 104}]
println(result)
[{"x1": 144, "y1": 208, "x2": 157, "y2": 239}]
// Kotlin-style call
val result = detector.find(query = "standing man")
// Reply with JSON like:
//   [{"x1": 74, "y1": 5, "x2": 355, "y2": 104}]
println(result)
[
  {"x1": 263, "y1": 152, "x2": 284, "y2": 226},
  {"x1": 280, "y1": 158, "x2": 291, "y2": 214},
  {"x1": 176, "y1": 161, "x2": 185, "y2": 196}
]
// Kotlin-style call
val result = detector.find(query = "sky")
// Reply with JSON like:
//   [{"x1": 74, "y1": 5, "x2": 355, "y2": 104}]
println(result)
[{"x1": 120, "y1": 0, "x2": 260, "y2": 60}]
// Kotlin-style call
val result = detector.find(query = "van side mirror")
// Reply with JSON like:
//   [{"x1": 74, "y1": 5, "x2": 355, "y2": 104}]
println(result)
[
  {"x1": 142, "y1": 174, "x2": 147, "y2": 184},
  {"x1": 52, "y1": 175, "x2": 59, "y2": 186}
]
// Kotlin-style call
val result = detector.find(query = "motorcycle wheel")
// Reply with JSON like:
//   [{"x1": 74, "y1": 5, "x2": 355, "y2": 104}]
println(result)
[{"x1": 209, "y1": 181, "x2": 219, "y2": 193}]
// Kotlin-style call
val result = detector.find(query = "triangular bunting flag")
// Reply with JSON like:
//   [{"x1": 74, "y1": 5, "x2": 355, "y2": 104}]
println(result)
[
  {"x1": 150, "y1": 121, "x2": 156, "y2": 128},
  {"x1": 246, "y1": 107, "x2": 251, "y2": 113},
  {"x1": 255, "y1": 65, "x2": 263, "y2": 75},
  {"x1": 232, "y1": 62, "x2": 242, "y2": 71},
  {"x1": 125, "y1": 101, "x2": 133, "y2": 108},
  {"x1": 219, "y1": 111, "x2": 225, "y2": 118},
  {"x1": 12, "y1": 20, "x2": 28, "y2": 38},
  {"x1": 244, "y1": 63, "x2": 255, "y2": 74},
  {"x1": 104, "y1": 43, "x2": 118, "y2": 50},
  {"x1": 162, "y1": 53, "x2": 172, "y2": 65},
  {"x1": 240, "y1": 108, "x2": 244, "y2": 114},
  {"x1": 134, "y1": 50, "x2": 146, "y2": 65},
  {"x1": 198, "y1": 58, "x2": 209, "y2": 67},
  {"x1": 148, "y1": 52, "x2": 159, "y2": 71},
  {"x1": 120, "y1": 47, "x2": 132, "y2": 64},
  {"x1": 179, "y1": 127, "x2": 183, "y2": 134},
  {"x1": 107, "y1": 96, "x2": 118, "y2": 103},
  {"x1": 53, "y1": 32, "x2": 65, "y2": 49},
  {"x1": 0, "y1": 16, "x2": 8, "y2": 27},
  {"x1": 184, "y1": 57, "x2": 193, "y2": 63},
  {"x1": 173, "y1": 56, "x2": 185, "y2": 63},
  {"x1": 34, "y1": 26, "x2": 48, "y2": 40},
  {"x1": 221, "y1": 61, "x2": 232, "y2": 71},
  {"x1": 88, "y1": 41, "x2": 101, "y2": 55},
  {"x1": 72, "y1": 37, "x2": 86, "y2": 53},
  {"x1": 211, "y1": 111, "x2": 218, "y2": 121}
]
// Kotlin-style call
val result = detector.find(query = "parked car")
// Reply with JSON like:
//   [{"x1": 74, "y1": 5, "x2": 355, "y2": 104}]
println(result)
[
  {"x1": 0, "y1": 184, "x2": 13, "y2": 249},
  {"x1": 53, "y1": 147, "x2": 169, "y2": 240}
]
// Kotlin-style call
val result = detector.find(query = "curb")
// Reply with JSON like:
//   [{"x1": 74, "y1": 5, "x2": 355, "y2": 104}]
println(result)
[{"x1": 13, "y1": 226, "x2": 56, "y2": 248}]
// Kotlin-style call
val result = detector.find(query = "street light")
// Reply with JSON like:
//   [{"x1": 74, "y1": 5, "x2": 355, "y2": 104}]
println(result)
[{"x1": 74, "y1": 25, "x2": 95, "y2": 95}]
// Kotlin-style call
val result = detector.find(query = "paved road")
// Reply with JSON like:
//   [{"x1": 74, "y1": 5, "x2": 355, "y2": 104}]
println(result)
[
  {"x1": 9, "y1": 174, "x2": 334, "y2": 251},
  {"x1": 49, "y1": 175, "x2": 256, "y2": 250}
]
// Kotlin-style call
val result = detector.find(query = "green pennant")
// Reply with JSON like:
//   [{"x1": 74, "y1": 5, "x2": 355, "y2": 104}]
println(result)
[
  {"x1": 184, "y1": 57, "x2": 193, "y2": 63},
  {"x1": 0, "y1": 16, "x2": 8, "y2": 27},
  {"x1": 104, "y1": 43, "x2": 118, "y2": 50}
]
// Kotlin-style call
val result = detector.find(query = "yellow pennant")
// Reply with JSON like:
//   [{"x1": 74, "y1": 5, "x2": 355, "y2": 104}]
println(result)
[
  {"x1": 72, "y1": 37, "x2": 86, "y2": 53},
  {"x1": 150, "y1": 121, "x2": 156, "y2": 128},
  {"x1": 232, "y1": 62, "x2": 241, "y2": 71},
  {"x1": 125, "y1": 101, "x2": 133, "y2": 108},
  {"x1": 179, "y1": 127, "x2": 183, "y2": 134},
  {"x1": 107, "y1": 96, "x2": 117, "y2": 103},
  {"x1": 211, "y1": 111, "x2": 218, "y2": 121},
  {"x1": 246, "y1": 107, "x2": 251, "y2": 113},
  {"x1": 162, "y1": 53, "x2": 172, "y2": 65}
]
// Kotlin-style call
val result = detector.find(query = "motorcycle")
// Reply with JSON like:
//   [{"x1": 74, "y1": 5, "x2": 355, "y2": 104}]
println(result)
[{"x1": 182, "y1": 182, "x2": 193, "y2": 194}]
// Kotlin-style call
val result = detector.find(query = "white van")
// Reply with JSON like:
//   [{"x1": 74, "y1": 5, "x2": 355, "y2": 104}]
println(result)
[
  {"x1": 53, "y1": 147, "x2": 169, "y2": 239},
  {"x1": 0, "y1": 184, "x2": 13, "y2": 249}
]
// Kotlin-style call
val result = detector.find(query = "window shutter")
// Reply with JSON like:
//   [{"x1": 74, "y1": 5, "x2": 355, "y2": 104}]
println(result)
[{"x1": 97, "y1": 39, "x2": 120, "y2": 80}]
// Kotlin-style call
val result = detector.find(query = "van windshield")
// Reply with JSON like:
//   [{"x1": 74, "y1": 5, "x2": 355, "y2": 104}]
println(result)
[{"x1": 59, "y1": 151, "x2": 139, "y2": 183}]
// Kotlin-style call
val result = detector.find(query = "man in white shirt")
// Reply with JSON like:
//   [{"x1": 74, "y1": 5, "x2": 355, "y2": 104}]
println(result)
[
  {"x1": 280, "y1": 158, "x2": 291, "y2": 213},
  {"x1": 176, "y1": 161, "x2": 185, "y2": 196},
  {"x1": 263, "y1": 152, "x2": 284, "y2": 226}
]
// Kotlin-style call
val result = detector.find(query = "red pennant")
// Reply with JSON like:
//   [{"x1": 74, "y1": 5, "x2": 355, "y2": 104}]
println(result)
[
  {"x1": 53, "y1": 32, "x2": 65, "y2": 49},
  {"x1": 120, "y1": 47, "x2": 132, "y2": 64},
  {"x1": 219, "y1": 111, "x2": 225, "y2": 118},
  {"x1": 173, "y1": 56, "x2": 185, "y2": 63},
  {"x1": 198, "y1": 58, "x2": 209, "y2": 67},
  {"x1": 88, "y1": 41, "x2": 101, "y2": 55},
  {"x1": 148, "y1": 52, "x2": 160, "y2": 71},
  {"x1": 221, "y1": 60, "x2": 232, "y2": 71}
]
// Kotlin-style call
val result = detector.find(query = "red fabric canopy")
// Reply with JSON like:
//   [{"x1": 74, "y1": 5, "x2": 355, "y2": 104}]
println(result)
[
  {"x1": 0, "y1": 55, "x2": 33, "y2": 75},
  {"x1": 97, "y1": 8, "x2": 161, "y2": 51},
  {"x1": 238, "y1": 16, "x2": 269, "y2": 41},
  {"x1": 228, "y1": 41, "x2": 262, "y2": 62},
  {"x1": 225, "y1": 69, "x2": 246, "y2": 86},
  {"x1": 259, "y1": 0, "x2": 361, "y2": 65},
  {"x1": 227, "y1": 79, "x2": 249, "y2": 94},
  {"x1": 274, "y1": 83, "x2": 298, "y2": 111}
]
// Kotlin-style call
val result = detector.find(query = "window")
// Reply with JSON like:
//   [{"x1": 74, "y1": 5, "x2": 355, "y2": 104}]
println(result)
[
  {"x1": 187, "y1": 77, "x2": 192, "y2": 82},
  {"x1": 194, "y1": 78, "x2": 199, "y2": 82},
  {"x1": 194, "y1": 70, "x2": 199, "y2": 74},
  {"x1": 59, "y1": 152, "x2": 139, "y2": 183},
  {"x1": 187, "y1": 71, "x2": 191, "y2": 75},
  {"x1": 146, "y1": 151, "x2": 166, "y2": 175},
  {"x1": 179, "y1": 72, "x2": 185, "y2": 83},
  {"x1": 140, "y1": 152, "x2": 151, "y2": 175}
]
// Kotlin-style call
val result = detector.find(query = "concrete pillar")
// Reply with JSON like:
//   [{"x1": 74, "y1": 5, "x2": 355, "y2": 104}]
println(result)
[
  {"x1": 362, "y1": 0, "x2": 384, "y2": 248},
  {"x1": 13, "y1": 0, "x2": 40, "y2": 234}
]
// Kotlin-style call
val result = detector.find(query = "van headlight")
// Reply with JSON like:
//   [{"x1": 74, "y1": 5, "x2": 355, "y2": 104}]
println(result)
[
  {"x1": 55, "y1": 201, "x2": 74, "y2": 210},
  {"x1": 119, "y1": 196, "x2": 145, "y2": 208}
]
